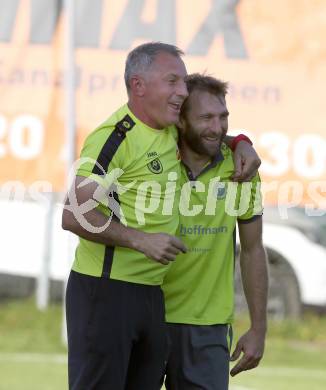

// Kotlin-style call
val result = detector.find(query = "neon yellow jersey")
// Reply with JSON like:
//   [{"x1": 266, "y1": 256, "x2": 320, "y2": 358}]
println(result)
[
  {"x1": 72, "y1": 104, "x2": 181, "y2": 285},
  {"x1": 162, "y1": 143, "x2": 263, "y2": 324}
]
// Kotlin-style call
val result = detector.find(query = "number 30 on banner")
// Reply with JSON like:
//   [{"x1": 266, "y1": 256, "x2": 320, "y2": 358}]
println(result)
[
  {"x1": 0, "y1": 114, "x2": 44, "y2": 160},
  {"x1": 232, "y1": 129, "x2": 326, "y2": 179}
]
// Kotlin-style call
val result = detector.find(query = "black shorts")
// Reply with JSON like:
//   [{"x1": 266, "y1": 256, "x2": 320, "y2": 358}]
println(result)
[
  {"x1": 165, "y1": 323, "x2": 233, "y2": 390},
  {"x1": 66, "y1": 270, "x2": 167, "y2": 390}
]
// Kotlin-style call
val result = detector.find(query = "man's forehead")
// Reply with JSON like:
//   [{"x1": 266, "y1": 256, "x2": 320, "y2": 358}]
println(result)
[
  {"x1": 189, "y1": 90, "x2": 227, "y2": 111},
  {"x1": 151, "y1": 52, "x2": 187, "y2": 74}
]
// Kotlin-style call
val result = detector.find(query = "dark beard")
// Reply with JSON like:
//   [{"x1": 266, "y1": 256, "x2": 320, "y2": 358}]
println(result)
[{"x1": 183, "y1": 121, "x2": 223, "y2": 157}]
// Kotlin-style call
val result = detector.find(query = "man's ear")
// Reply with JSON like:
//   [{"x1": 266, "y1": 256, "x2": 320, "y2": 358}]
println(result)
[{"x1": 129, "y1": 75, "x2": 146, "y2": 97}]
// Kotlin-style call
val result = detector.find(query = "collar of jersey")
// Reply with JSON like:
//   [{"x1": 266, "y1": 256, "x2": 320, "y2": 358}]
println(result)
[
  {"x1": 182, "y1": 149, "x2": 224, "y2": 181},
  {"x1": 125, "y1": 104, "x2": 169, "y2": 135}
]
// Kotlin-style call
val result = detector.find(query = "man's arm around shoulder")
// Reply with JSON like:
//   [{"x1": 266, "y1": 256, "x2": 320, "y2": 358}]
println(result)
[{"x1": 62, "y1": 176, "x2": 186, "y2": 265}]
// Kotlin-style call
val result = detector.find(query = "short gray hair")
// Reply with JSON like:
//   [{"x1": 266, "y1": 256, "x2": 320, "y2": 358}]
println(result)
[{"x1": 124, "y1": 42, "x2": 184, "y2": 93}]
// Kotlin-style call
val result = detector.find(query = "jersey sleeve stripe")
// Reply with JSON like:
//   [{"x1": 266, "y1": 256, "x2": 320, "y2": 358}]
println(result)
[
  {"x1": 102, "y1": 244, "x2": 115, "y2": 279},
  {"x1": 92, "y1": 115, "x2": 134, "y2": 279},
  {"x1": 102, "y1": 196, "x2": 121, "y2": 279},
  {"x1": 92, "y1": 114, "x2": 135, "y2": 175}
]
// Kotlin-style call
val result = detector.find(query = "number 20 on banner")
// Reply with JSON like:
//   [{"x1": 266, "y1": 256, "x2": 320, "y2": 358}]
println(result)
[{"x1": 0, "y1": 114, "x2": 44, "y2": 160}]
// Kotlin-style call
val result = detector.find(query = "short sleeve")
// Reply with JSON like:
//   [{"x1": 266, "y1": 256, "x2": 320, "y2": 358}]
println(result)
[
  {"x1": 237, "y1": 173, "x2": 263, "y2": 224},
  {"x1": 76, "y1": 126, "x2": 124, "y2": 190}
]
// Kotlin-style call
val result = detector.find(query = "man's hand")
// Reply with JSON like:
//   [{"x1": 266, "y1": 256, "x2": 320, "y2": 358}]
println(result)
[
  {"x1": 230, "y1": 328, "x2": 266, "y2": 376},
  {"x1": 232, "y1": 141, "x2": 261, "y2": 182},
  {"x1": 135, "y1": 232, "x2": 187, "y2": 265}
]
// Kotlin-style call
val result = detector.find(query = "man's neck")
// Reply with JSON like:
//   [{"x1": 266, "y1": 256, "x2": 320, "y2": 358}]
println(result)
[
  {"x1": 179, "y1": 141, "x2": 211, "y2": 178},
  {"x1": 128, "y1": 100, "x2": 163, "y2": 130}
]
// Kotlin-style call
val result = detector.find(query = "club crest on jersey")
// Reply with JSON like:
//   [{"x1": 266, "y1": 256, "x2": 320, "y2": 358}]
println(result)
[
  {"x1": 215, "y1": 182, "x2": 227, "y2": 199},
  {"x1": 147, "y1": 158, "x2": 163, "y2": 174}
]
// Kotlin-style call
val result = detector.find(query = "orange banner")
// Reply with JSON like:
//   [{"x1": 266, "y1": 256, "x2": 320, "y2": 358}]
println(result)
[{"x1": 0, "y1": 0, "x2": 325, "y2": 206}]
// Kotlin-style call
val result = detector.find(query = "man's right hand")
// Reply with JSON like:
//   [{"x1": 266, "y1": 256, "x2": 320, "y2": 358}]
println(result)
[{"x1": 135, "y1": 232, "x2": 187, "y2": 265}]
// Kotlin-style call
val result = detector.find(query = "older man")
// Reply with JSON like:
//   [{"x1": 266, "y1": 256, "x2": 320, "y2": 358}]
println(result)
[{"x1": 62, "y1": 43, "x2": 260, "y2": 390}]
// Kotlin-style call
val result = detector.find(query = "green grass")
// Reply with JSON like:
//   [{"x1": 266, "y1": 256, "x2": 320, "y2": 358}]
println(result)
[
  {"x1": 0, "y1": 298, "x2": 326, "y2": 390},
  {"x1": 0, "y1": 359, "x2": 67, "y2": 390},
  {"x1": 229, "y1": 338, "x2": 326, "y2": 390},
  {"x1": 0, "y1": 298, "x2": 66, "y2": 353}
]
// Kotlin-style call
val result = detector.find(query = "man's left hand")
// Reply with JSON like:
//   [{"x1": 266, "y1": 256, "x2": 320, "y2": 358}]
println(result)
[
  {"x1": 229, "y1": 328, "x2": 266, "y2": 377},
  {"x1": 232, "y1": 141, "x2": 261, "y2": 182}
]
